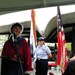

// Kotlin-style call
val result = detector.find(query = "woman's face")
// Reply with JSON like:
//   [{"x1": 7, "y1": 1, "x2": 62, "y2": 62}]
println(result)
[
  {"x1": 38, "y1": 41, "x2": 44, "y2": 46},
  {"x1": 11, "y1": 26, "x2": 22, "y2": 36}
]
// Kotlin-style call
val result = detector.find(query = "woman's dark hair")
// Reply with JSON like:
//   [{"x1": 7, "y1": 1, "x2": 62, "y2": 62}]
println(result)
[{"x1": 11, "y1": 23, "x2": 22, "y2": 30}]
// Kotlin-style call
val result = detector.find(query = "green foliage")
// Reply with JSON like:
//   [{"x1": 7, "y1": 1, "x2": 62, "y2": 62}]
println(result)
[
  {"x1": 0, "y1": 35, "x2": 8, "y2": 52},
  {"x1": 66, "y1": 43, "x2": 71, "y2": 51}
]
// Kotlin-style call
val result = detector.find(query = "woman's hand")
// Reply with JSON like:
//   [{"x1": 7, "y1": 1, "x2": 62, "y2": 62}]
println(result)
[
  {"x1": 69, "y1": 56, "x2": 75, "y2": 61},
  {"x1": 48, "y1": 53, "x2": 52, "y2": 58},
  {"x1": 24, "y1": 69, "x2": 35, "y2": 75},
  {"x1": 60, "y1": 68, "x2": 65, "y2": 74}
]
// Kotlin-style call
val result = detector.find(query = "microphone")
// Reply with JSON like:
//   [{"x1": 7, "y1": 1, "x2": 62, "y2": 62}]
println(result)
[{"x1": 10, "y1": 33, "x2": 17, "y2": 42}]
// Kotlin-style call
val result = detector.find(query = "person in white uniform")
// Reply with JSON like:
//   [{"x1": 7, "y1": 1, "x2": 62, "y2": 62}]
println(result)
[{"x1": 34, "y1": 37, "x2": 52, "y2": 75}]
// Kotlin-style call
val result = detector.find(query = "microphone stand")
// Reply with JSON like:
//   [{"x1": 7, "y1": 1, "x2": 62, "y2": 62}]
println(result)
[
  {"x1": 15, "y1": 44, "x2": 24, "y2": 75},
  {"x1": 13, "y1": 36, "x2": 24, "y2": 75}
]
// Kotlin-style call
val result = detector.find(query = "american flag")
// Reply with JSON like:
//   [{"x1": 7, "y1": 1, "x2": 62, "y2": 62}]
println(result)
[{"x1": 57, "y1": 6, "x2": 68, "y2": 70}]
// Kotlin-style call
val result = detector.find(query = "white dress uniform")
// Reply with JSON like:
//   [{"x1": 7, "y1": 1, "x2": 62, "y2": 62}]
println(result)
[
  {"x1": 34, "y1": 44, "x2": 51, "y2": 75},
  {"x1": 35, "y1": 45, "x2": 51, "y2": 60}
]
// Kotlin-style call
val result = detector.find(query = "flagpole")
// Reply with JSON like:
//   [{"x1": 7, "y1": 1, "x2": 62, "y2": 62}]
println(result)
[
  {"x1": 57, "y1": 6, "x2": 61, "y2": 66},
  {"x1": 30, "y1": 9, "x2": 37, "y2": 75},
  {"x1": 30, "y1": 9, "x2": 37, "y2": 57},
  {"x1": 31, "y1": 9, "x2": 37, "y2": 45}
]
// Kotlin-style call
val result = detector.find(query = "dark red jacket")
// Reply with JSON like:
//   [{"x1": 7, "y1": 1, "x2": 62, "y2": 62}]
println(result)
[{"x1": 2, "y1": 37, "x2": 33, "y2": 71}]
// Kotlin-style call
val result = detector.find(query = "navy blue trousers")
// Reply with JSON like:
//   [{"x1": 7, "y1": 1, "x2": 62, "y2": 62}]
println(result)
[{"x1": 36, "y1": 59, "x2": 48, "y2": 75}]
